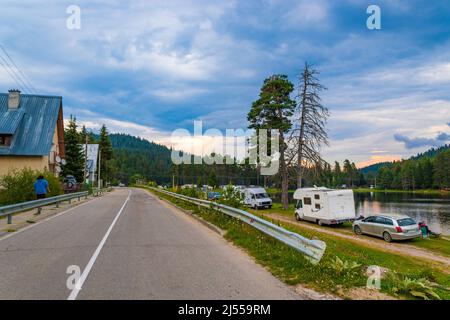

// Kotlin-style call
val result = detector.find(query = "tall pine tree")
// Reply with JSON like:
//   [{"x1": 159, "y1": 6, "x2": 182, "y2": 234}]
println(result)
[
  {"x1": 99, "y1": 125, "x2": 114, "y2": 184},
  {"x1": 248, "y1": 74, "x2": 295, "y2": 210},
  {"x1": 61, "y1": 116, "x2": 85, "y2": 182}
]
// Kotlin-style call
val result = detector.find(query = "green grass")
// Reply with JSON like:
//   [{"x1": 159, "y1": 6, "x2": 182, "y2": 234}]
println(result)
[
  {"x1": 142, "y1": 186, "x2": 450, "y2": 300},
  {"x1": 409, "y1": 237, "x2": 450, "y2": 257}
]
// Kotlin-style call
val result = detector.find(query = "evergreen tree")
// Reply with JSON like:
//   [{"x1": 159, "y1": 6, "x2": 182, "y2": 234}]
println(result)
[
  {"x1": 207, "y1": 170, "x2": 218, "y2": 188},
  {"x1": 248, "y1": 74, "x2": 295, "y2": 209},
  {"x1": 61, "y1": 116, "x2": 85, "y2": 182},
  {"x1": 434, "y1": 150, "x2": 450, "y2": 189},
  {"x1": 99, "y1": 125, "x2": 114, "y2": 184}
]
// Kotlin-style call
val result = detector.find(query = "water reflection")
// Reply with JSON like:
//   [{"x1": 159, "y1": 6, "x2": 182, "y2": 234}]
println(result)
[{"x1": 355, "y1": 192, "x2": 450, "y2": 236}]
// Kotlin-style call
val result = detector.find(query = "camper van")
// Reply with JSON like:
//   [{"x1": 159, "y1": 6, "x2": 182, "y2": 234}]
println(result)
[
  {"x1": 293, "y1": 187, "x2": 356, "y2": 226},
  {"x1": 243, "y1": 187, "x2": 272, "y2": 209}
]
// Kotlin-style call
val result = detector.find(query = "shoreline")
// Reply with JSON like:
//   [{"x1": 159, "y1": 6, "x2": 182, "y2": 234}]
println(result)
[{"x1": 352, "y1": 188, "x2": 450, "y2": 196}]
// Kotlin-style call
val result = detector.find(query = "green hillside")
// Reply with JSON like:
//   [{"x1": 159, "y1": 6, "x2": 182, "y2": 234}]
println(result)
[{"x1": 108, "y1": 134, "x2": 173, "y2": 184}]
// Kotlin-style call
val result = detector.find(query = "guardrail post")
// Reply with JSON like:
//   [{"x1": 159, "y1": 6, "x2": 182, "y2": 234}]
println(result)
[
  {"x1": 7, "y1": 214, "x2": 12, "y2": 224},
  {"x1": 85, "y1": 194, "x2": 88, "y2": 199},
  {"x1": 78, "y1": 196, "x2": 81, "y2": 201},
  {"x1": 37, "y1": 207, "x2": 42, "y2": 215},
  {"x1": 56, "y1": 201, "x2": 59, "y2": 208},
  {"x1": 69, "y1": 198, "x2": 72, "y2": 204}
]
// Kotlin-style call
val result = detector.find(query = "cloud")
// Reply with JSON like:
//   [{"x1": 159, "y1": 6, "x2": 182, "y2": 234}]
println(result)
[{"x1": 394, "y1": 130, "x2": 450, "y2": 149}]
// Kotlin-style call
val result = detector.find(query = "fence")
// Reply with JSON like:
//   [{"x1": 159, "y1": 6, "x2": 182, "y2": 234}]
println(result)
[{"x1": 0, "y1": 188, "x2": 111, "y2": 225}]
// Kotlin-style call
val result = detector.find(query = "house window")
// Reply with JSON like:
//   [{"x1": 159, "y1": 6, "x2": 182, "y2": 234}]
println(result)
[
  {"x1": 0, "y1": 135, "x2": 11, "y2": 146},
  {"x1": 304, "y1": 197, "x2": 312, "y2": 205},
  {"x1": 315, "y1": 204, "x2": 321, "y2": 210},
  {"x1": 314, "y1": 194, "x2": 320, "y2": 200}
]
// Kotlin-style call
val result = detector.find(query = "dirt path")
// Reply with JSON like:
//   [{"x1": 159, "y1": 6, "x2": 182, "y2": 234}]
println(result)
[{"x1": 269, "y1": 213, "x2": 450, "y2": 271}]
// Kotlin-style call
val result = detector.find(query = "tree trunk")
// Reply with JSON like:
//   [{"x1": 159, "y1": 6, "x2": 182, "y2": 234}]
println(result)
[
  {"x1": 279, "y1": 131, "x2": 289, "y2": 210},
  {"x1": 297, "y1": 64, "x2": 308, "y2": 189}
]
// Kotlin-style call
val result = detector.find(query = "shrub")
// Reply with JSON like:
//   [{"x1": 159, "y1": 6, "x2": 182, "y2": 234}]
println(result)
[
  {"x1": 0, "y1": 168, "x2": 62, "y2": 205},
  {"x1": 387, "y1": 272, "x2": 441, "y2": 300},
  {"x1": 327, "y1": 256, "x2": 362, "y2": 277},
  {"x1": 218, "y1": 185, "x2": 244, "y2": 208},
  {"x1": 180, "y1": 187, "x2": 200, "y2": 198}
]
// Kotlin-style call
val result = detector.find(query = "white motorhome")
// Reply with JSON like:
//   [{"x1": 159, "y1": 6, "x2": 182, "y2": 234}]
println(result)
[
  {"x1": 243, "y1": 187, "x2": 272, "y2": 209},
  {"x1": 293, "y1": 187, "x2": 356, "y2": 226}
]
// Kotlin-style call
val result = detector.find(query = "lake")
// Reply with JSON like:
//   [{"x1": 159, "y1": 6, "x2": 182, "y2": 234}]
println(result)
[{"x1": 354, "y1": 192, "x2": 450, "y2": 236}]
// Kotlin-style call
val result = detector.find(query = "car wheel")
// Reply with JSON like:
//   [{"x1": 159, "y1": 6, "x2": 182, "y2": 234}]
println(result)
[
  {"x1": 317, "y1": 220, "x2": 323, "y2": 226},
  {"x1": 295, "y1": 213, "x2": 301, "y2": 221},
  {"x1": 354, "y1": 225, "x2": 362, "y2": 235},
  {"x1": 383, "y1": 232, "x2": 392, "y2": 243}
]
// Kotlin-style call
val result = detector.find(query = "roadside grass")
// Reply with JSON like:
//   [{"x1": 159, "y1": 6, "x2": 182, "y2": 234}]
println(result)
[
  {"x1": 409, "y1": 237, "x2": 450, "y2": 258},
  {"x1": 143, "y1": 187, "x2": 450, "y2": 300}
]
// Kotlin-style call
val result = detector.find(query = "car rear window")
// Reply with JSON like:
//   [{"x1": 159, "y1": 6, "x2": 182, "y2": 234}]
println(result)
[{"x1": 397, "y1": 218, "x2": 417, "y2": 226}]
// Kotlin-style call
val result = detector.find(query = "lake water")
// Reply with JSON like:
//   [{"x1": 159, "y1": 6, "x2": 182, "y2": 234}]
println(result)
[{"x1": 355, "y1": 192, "x2": 450, "y2": 236}]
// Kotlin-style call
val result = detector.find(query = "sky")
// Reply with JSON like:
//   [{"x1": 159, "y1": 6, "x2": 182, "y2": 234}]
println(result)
[{"x1": 0, "y1": 0, "x2": 449, "y2": 167}]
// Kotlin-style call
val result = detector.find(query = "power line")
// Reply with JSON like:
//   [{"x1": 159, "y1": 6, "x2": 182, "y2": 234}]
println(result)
[
  {"x1": 0, "y1": 56, "x2": 27, "y2": 92},
  {"x1": 0, "y1": 44, "x2": 37, "y2": 93}
]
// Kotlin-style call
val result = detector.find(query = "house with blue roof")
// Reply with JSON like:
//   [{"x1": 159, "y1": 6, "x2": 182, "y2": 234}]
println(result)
[{"x1": 0, "y1": 90, "x2": 65, "y2": 176}]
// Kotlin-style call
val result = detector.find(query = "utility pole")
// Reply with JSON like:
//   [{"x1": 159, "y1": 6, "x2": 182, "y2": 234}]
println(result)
[
  {"x1": 98, "y1": 149, "x2": 101, "y2": 189},
  {"x1": 83, "y1": 135, "x2": 88, "y2": 184}
]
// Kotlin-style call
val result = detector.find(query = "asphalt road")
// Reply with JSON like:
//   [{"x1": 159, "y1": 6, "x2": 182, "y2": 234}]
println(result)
[{"x1": 0, "y1": 188, "x2": 304, "y2": 300}]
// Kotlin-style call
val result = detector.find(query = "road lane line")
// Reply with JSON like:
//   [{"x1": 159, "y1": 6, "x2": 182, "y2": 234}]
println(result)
[{"x1": 67, "y1": 189, "x2": 132, "y2": 300}]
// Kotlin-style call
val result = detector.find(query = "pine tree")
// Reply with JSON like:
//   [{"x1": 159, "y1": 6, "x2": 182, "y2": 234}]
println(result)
[
  {"x1": 99, "y1": 125, "x2": 114, "y2": 184},
  {"x1": 248, "y1": 74, "x2": 295, "y2": 209},
  {"x1": 207, "y1": 170, "x2": 217, "y2": 188},
  {"x1": 61, "y1": 116, "x2": 85, "y2": 182}
]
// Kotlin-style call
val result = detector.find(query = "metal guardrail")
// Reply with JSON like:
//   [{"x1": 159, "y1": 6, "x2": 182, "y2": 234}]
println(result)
[
  {"x1": 92, "y1": 187, "x2": 111, "y2": 197},
  {"x1": 0, "y1": 191, "x2": 89, "y2": 225},
  {"x1": 147, "y1": 187, "x2": 326, "y2": 264}
]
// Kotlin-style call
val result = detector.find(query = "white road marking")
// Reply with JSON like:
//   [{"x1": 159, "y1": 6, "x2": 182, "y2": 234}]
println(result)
[{"x1": 67, "y1": 189, "x2": 132, "y2": 300}]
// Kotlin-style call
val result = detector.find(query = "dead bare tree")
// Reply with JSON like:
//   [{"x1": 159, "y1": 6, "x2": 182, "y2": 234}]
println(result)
[{"x1": 290, "y1": 62, "x2": 330, "y2": 188}]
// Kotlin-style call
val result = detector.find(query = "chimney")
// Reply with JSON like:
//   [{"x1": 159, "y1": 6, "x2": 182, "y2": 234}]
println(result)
[{"x1": 8, "y1": 89, "x2": 21, "y2": 109}]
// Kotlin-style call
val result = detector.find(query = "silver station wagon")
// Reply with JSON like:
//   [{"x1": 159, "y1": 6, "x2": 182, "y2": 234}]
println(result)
[{"x1": 353, "y1": 214, "x2": 421, "y2": 242}]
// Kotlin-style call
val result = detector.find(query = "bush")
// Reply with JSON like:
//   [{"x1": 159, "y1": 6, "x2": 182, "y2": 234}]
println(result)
[
  {"x1": 218, "y1": 185, "x2": 244, "y2": 208},
  {"x1": 179, "y1": 187, "x2": 200, "y2": 198},
  {"x1": 387, "y1": 272, "x2": 441, "y2": 300},
  {"x1": 0, "y1": 168, "x2": 62, "y2": 205}
]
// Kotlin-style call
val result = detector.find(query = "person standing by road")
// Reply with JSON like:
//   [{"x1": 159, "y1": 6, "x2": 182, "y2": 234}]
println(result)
[{"x1": 34, "y1": 175, "x2": 50, "y2": 199}]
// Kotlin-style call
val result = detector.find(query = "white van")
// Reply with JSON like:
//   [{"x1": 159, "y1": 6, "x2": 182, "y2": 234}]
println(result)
[
  {"x1": 293, "y1": 187, "x2": 356, "y2": 226},
  {"x1": 243, "y1": 188, "x2": 272, "y2": 209}
]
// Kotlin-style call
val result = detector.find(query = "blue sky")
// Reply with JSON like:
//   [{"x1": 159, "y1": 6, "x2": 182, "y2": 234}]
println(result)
[{"x1": 0, "y1": 0, "x2": 450, "y2": 166}]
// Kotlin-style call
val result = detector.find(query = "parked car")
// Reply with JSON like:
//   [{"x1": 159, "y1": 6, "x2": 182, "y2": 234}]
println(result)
[
  {"x1": 63, "y1": 175, "x2": 79, "y2": 193},
  {"x1": 207, "y1": 192, "x2": 221, "y2": 200},
  {"x1": 353, "y1": 214, "x2": 421, "y2": 242}
]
